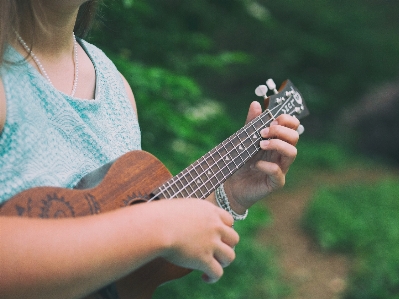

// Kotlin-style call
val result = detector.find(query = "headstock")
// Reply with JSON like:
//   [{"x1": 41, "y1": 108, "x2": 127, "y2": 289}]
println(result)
[{"x1": 255, "y1": 79, "x2": 309, "y2": 133}]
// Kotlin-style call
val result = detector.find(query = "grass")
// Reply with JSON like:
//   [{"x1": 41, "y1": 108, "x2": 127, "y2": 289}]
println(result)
[{"x1": 302, "y1": 178, "x2": 399, "y2": 299}]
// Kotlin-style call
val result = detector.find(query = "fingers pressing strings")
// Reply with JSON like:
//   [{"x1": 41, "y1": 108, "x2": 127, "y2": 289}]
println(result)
[{"x1": 261, "y1": 122, "x2": 300, "y2": 147}]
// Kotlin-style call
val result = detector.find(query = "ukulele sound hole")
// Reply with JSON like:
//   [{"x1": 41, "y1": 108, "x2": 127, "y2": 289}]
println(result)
[{"x1": 123, "y1": 192, "x2": 153, "y2": 206}]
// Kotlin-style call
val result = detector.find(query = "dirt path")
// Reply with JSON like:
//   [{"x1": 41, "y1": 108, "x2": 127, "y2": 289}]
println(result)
[{"x1": 258, "y1": 167, "x2": 399, "y2": 299}]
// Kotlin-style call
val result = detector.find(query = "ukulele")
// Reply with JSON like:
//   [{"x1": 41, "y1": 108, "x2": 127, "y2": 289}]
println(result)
[{"x1": 0, "y1": 79, "x2": 309, "y2": 299}]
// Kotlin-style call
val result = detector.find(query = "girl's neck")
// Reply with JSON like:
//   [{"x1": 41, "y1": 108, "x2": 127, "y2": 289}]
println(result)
[
  {"x1": 12, "y1": 2, "x2": 84, "y2": 97},
  {"x1": 16, "y1": 2, "x2": 80, "y2": 58}
]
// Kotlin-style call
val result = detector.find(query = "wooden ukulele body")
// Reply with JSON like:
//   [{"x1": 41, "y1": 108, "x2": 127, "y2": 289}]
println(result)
[{"x1": 0, "y1": 150, "x2": 192, "y2": 299}]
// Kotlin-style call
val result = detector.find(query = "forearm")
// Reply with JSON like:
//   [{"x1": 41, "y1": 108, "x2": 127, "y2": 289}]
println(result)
[
  {"x1": 0, "y1": 205, "x2": 166, "y2": 299},
  {"x1": 0, "y1": 196, "x2": 238, "y2": 298}
]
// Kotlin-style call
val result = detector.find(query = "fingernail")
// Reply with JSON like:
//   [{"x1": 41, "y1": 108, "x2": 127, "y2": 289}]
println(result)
[
  {"x1": 270, "y1": 120, "x2": 278, "y2": 126},
  {"x1": 260, "y1": 140, "x2": 270, "y2": 148},
  {"x1": 261, "y1": 127, "x2": 269, "y2": 137}
]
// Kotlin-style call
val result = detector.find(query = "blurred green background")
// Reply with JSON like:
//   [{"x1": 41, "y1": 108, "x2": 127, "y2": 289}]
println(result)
[{"x1": 88, "y1": 0, "x2": 399, "y2": 298}]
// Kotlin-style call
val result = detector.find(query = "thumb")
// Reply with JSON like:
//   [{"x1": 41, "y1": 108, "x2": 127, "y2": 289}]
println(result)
[{"x1": 245, "y1": 101, "x2": 263, "y2": 124}]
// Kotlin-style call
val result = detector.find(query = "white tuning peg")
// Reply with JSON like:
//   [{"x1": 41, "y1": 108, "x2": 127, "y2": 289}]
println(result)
[
  {"x1": 255, "y1": 85, "x2": 268, "y2": 98},
  {"x1": 296, "y1": 124, "x2": 305, "y2": 135},
  {"x1": 266, "y1": 79, "x2": 278, "y2": 94}
]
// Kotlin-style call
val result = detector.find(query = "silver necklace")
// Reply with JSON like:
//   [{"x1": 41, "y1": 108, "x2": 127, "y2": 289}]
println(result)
[{"x1": 15, "y1": 32, "x2": 79, "y2": 97}]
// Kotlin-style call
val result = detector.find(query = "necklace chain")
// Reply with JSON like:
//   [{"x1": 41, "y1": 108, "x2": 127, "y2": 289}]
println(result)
[{"x1": 15, "y1": 32, "x2": 79, "y2": 97}]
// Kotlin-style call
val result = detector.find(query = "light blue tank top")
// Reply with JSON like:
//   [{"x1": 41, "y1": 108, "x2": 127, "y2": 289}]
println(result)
[{"x1": 0, "y1": 40, "x2": 141, "y2": 204}]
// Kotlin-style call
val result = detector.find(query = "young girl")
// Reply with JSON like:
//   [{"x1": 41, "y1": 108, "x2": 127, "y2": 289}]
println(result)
[{"x1": 0, "y1": 1, "x2": 300, "y2": 298}]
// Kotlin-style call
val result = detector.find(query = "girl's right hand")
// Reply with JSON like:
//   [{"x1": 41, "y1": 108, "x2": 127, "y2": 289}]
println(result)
[{"x1": 155, "y1": 198, "x2": 239, "y2": 283}]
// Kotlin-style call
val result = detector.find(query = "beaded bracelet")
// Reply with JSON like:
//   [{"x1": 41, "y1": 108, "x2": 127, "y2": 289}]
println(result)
[{"x1": 215, "y1": 183, "x2": 248, "y2": 221}]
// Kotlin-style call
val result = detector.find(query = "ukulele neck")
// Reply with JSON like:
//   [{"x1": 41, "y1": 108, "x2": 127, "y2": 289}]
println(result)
[{"x1": 152, "y1": 79, "x2": 308, "y2": 201}]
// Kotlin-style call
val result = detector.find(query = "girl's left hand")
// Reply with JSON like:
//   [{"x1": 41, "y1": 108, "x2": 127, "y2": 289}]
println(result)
[{"x1": 223, "y1": 101, "x2": 300, "y2": 214}]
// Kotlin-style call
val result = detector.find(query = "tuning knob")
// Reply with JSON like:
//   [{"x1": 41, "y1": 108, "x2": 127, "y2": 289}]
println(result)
[
  {"x1": 266, "y1": 79, "x2": 278, "y2": 94},
  {"x1": 255, "y1": 85, "x2": 268, "y2": 98},
  {"x1": 296, "y1": 124, "x2": 305, "y2": 135}
]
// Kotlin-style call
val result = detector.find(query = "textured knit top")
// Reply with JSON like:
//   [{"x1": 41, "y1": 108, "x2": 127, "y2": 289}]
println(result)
[{"x1": 0, "y1": 40, "x2": 141, "y2": 204}]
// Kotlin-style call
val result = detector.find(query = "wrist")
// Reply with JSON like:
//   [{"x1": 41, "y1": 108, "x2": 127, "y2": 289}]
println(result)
[
  {"x1": 124, "y1": 201, "x2": 176, "y2": 261},
  {"x1": 223, "y1": 180, "x2": 249, "y2": 214},
  {"x1": 215, "y1": 183, "x2": 248, "y2": 221}
]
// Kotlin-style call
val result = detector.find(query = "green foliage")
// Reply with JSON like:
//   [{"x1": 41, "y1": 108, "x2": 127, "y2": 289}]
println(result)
[
  {"x1": 302, "y1": 179, "x2": 399, "y2": 298},
  {"x1": 153, "y1": 204, "x2": 290, "y2": 299},
  {"x1": 295, "y1": 139, "x2": 354, "y2": 171},
  {"x1": 285, "y1": 139, "x2": 361, "y2": 191},
  {"x1": 91, "y1": 0, "x2": 399, "y2": 139},
  {"x1": 259, "y1": 0, "x2": 399, "y2": 124},
  {"x1": 93, "y1": 0, "x2": 251, "y2": 73}
]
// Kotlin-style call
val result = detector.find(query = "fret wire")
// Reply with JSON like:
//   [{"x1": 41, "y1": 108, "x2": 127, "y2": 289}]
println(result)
[
  {"x1": 191, "y1": 160, "x2": 204, "y2": 180},
  {"x1": 195, "y1": 162, "x2": 211, "y2": 198},
  {"x1": 201, "y1": 181, "x2": 213, "y2": 197},
  {"x1": 251, "y1": 118, "x2": 264, "y2": 131},
  {"x1": 208, "y1": 141, "x2": 227, "y2": 184},
  {"x1": 201, "y1": 156, "x2": 212, "y2": 181},
  {"x1": 236, "y1": 130, "x2": 253, "y2": 160},
  {"x1": 166, "y1": 176, "x2": 184, "y2": 197},
  {"x1": 250, "y1": 122, "x2": 260, "y2": 141},
  {"x1": 207, "y1": 150, "x2": 220, "y2": 186},
  {"x1": 189, "y1": 165, "x2": 203, "y2": 197},
  {"x1": 158, "y1": 185, "x2": 173, "y2": 199},
  {"x1": 220, "y1": 142, "x2": 234, "y2": 180},
  {"x1": 195, "y1": 156, "x2": 205, "y2": 173},
  {"x1": 231, "y1": 156, "x2": 240, "y2": 169},
  {"x1": 201, "y1": 158, "x2": 214, "y2": 184},
  {"x1": 201, "y1": 155, "x2": 210, "y2": 168},
  {"x1": 174, "y1": 177, "x2": 184, "y2": 191},
  {"x1": 258, "y1": 115, "x2": 268, "y2": 127},
  {"x1": 203, "y1": 155, "x2": 214, "y2": 177},
  {"x1": 166, "y1": 180, "x2": 182, "y2": 198},
  {"x1": 222, "y1": 140, "x2": 240, "y2": 169},
  {"x1": 222, "y1": 143, "x2": 231, "y2": 183},
  {"x1": 152, "y1": 104, "x2": 299, "y2": 201},
  {"x1": 228, "y1": 135, "x2": 242, "y2": 156},
  {"x1": 208, "y1": 174, "x2": 218, "y2": 188},
  {"x1": 168, "y1": 180, "x2": 181, "y2": 196},
  {"x1": 184, "y1": 165, "x2": 195, "y2": 184}
]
